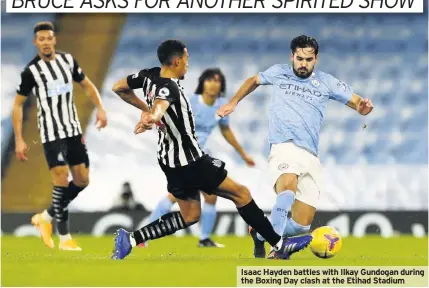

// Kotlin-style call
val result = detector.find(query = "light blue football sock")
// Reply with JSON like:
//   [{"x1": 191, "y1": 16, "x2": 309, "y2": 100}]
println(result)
[
  {"x1": 148, "y1": 196, "x2": 174, "y2": 223},
  {"x1": 257, "y1": 190, "x2": 295, "y2": 241},
  {"x1": 282, "y1": 217, "x2": 310, "y2": 237},
  {"x1": 200, "y1": 203, "x2": 217, "y2": 240}
]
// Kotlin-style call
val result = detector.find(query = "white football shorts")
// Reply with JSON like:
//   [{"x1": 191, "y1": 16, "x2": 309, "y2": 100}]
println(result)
[{"x1": 268, "y1": 141, "x2": 324, "y2": 208}]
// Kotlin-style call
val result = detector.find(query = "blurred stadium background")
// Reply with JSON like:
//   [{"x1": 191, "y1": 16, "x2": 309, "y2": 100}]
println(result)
[{"x1": 1, "y1": 6, "x2": 428, "y2": 239}]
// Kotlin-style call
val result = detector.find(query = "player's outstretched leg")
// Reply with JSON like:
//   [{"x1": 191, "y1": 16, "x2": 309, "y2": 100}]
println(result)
[
  {"x1": 266, "y1": 200, "x2": 314, "y2": 259},
  {"x1": 267, "y1": 199, "x2": 315, "y2": 258},
  {"x1": 198, "y1": 192, "x2": 224, "y2": 248},
  {"x1": 214, "y1": 177, "x2": 299, "y2": 259},
  {"x1": 142, "y1": 193, "x2": 177, "y2": 247},
  {"x1": 282, "y1": 199, "x2": 314, "y2": 238},
  {"x1": 252, "y1": 174, "x2": 313, "y2": 259},
  {"x1": 256, "y1": 174, "x2": 297, "y2": 241},
  {"x1": 112, "y1": 197, "x2": 201, "y2": 260}
]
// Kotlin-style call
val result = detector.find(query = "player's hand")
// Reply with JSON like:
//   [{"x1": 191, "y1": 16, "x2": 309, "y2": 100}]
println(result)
[
  {"x1": 242, "y1": 154, "x2": 256, "y2": 167},
  {"x1": 357, "y1": 98, "x2": 374, "y2": 115},
  {"x1": 141, "y1": 112, "x2": 156, "y2": 126},
  {"x1": 134, "y1": 121, "x2": 149, "y2": 135},
  {"x1": 134, "y1": 112, "x2": 154, "y2": 134},
  {"x1": 15, "y1": 140, "x2": 28, "y2": 162},
  {"x1": 95, "y1": 108, "x2": 108, "y2": 130},
  {"x1": 217, "y1": 102, "x2": 237, "y2": 117}
]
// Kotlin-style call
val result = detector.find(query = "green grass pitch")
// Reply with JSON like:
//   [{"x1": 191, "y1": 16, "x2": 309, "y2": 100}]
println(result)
[{"x1": 2, "y1": 235, "x2": 428, "y2": 286}]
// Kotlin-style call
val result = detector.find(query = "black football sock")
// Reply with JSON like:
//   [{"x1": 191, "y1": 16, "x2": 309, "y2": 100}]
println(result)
[
  {"x1": 47, "y1": 205, "x2": 55, "y2": 218},
  {"x1": 237, "y1": 199, "x2": 281, "y2": 248},
  {"x1": 47, "y1": 181, "x2": 85, "y2": 219},
  {"x1": 131, "y1": 212, "x2": 188, "y2": 246},
  {"x1": 67, "y1": 181, "x2": 85, "y2": 202}
]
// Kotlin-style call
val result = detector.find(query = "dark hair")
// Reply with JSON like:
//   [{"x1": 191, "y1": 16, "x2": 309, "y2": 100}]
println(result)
[
  {"x1": 34, "y1": 21, "x2": 55, "y2": 35},
  {"x1": 290, "y1": 35, "x2": 319, "y2": 55},
  {"x1": 194, "y1": 68, "x2": 226, "y2": 97},
  {"x1": 157, "y1": 39, "x2": 187, "y2": 66}
]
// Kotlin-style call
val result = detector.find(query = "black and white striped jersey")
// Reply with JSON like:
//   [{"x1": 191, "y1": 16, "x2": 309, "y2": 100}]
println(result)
[
  {"x1": 16, "y1": 52, "x2": 86, "y2": 144},
  {"x1": 127, "y1": 67, "x2": 204, "y2": 168}
]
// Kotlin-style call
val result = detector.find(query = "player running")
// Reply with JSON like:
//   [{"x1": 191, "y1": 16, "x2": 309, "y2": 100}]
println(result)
[
  {"x1": 12, "y1": 22, "x2": 107, "y2": 251},
  {"x1": 144, "y1": 68, "x2": 255, "y2": 248},
  {"x1": 111, "y1": 39, "x2": 311, "y2": 260},
  {"x1": 217, "y1": 35, "x2": 374, "y2": 259}
]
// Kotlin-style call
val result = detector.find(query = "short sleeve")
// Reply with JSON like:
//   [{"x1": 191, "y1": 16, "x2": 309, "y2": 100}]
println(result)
[
  {"x1": 219, "y1": 114, "x2": 230, "y2": 126},
  {"x1": 155, "y1": 84, "x2": 180, "y2": 104},
  {"x1": 72, "y1": 57, "x2": 86, "y2": 83},
  {"x1": 327, "y1": 75, "x2": 354, "y2": 104},
  {"x1": 258, "y1": 64, "x2": 283, "y2": 85},
  {"x1": 126, "y1": 70, "x2": 147, "y2": 89},
  {"x1": 16, "y1": 68, "x2": 36, "y2": 97}
]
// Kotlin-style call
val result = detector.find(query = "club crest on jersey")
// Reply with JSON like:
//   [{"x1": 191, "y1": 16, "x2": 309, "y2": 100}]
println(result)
[{"x1": 311, "y1": 79, "x2": 320, "y2": 88}]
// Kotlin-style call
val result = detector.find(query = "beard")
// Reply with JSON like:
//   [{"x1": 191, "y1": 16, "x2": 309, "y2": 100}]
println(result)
[
  {"x1": 42, "y1": 48, "x2": 53, "y2": 58},
  {"x1": 293, "y1": 67, "x2": 313, "y2": 79}
]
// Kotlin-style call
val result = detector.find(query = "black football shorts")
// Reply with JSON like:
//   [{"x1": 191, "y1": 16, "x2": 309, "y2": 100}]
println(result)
[
  {"x1": 42, "y1": 135, "x2": 90, "y2": 169},
  {"x1": 159, "y1": 154, "x2": 228, "y2": 201}
]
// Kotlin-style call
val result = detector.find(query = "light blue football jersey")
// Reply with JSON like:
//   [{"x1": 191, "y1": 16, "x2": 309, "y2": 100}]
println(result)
[
  {"x1": 190, "y1": 94, "x2": 230, "y2": 148},
  {"x1": 258, "y1": 63, "x2": 353, "y2": 156}
]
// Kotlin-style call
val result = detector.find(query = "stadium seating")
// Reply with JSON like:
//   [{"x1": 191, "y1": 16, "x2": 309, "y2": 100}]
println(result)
[
  {"x1": 73, "y1": 13, "x2": 427, "y2": 212},
  {"x1": 88, "y1": 13, "x2": 428, "y2": 166},
  {"x1": 1, "y1": 11, "x2": 426, "y2": 211}
]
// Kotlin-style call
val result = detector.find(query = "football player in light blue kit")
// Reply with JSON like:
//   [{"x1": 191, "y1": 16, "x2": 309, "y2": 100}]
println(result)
[
  {"x1": 144, "y1": 68, "x2": 255, "y2": 248},
  {"x1": 218, "y1": 35, "x2": 374, "y2": 259}
]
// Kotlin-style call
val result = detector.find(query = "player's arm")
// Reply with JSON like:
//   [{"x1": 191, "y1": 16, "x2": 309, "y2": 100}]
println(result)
[
  {"x1": 112, "y1": 76, "x2": 150, "y2": 113},
  {"x1": 134, "y1": 99, "x2": 170, "y2": 135},
  {"x1": 71, "y1": 56, "x2": 108, "y2": 129},
  {"x1": 219, "y1": 124, "x2": 255, "y2": 167},
  {"x1": 12, "y1": 94, "x2": 29, "y2": 161},
  {"x1": 134, "y1": 85, "x2": 178, "y2": 135},
  {"x1": 12, "y1": 68, "x2": 35, "y2": 161},
  {"x1": 346, "y1": 93, "x2": 374, "y2": 115},
  {"x1": 228, "y1": 75, "x2": 261, "y2": 106},
  {"x1": 217, "y1": 75, "x2": 260, "y2": 117},
  {"x1": 218, "y1": 64, "x2": 281, "y2": 117},
  {"x1": 327, "y1": 76, "x2": 373, "y2": 116},
  {"x1": 78, "y1": 77, "x2": 107, "y2": 129}
]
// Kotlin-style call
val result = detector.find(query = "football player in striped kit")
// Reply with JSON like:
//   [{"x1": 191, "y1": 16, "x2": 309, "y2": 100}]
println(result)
[
  {"x1": 144, "y1": 68, "x2": 255, "y2": 248},
  {"x1": 12, "y1": 21, "x2": 108, "y2": 251}
]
